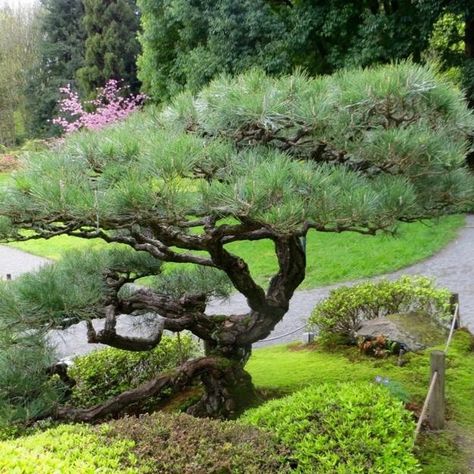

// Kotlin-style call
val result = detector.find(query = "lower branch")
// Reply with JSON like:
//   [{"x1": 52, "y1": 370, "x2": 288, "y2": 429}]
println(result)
[{"x1": 54, "y1": 356, "x2": 254, "y2": 422}]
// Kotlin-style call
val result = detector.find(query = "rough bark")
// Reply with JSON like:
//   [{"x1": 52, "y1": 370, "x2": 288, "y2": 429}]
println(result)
[{"x1": 54, "y1": 356, "x2": 248, "y2": 422}]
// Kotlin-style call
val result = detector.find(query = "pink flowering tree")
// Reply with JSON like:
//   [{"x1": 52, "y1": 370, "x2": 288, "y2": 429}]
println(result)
[{"x1": 53, "y1": 79, "x2": 146, "y2": 134}]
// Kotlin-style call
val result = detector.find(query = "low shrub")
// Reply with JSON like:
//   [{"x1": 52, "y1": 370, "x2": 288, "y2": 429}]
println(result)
[
  {"x1": 309, "y1": 276, "x2": 451, "y2": 340},
  {"x1": 68, "y1": 334, "x2": 199, "y2": 407},
  {"x1": 0, "y1": 424, "x2": 138, "y2": 473},
  {"x1": 109, "y1": 412, "x2": 288, "y2": 473},
  {"x1": 0, "y1": 413, "x2": 287, "y2": 473},
  {"x1": 242, "y1": 382, "x2": 419, "y2": 473}
]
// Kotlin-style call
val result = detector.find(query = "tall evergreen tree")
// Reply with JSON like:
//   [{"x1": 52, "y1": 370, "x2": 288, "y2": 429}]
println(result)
[
  {"x1": 77, "y1": 0, "x2": 141, "y2": 97},
  {"x1": 25, "y1": 0, "x2": 85, "y2": 137}
]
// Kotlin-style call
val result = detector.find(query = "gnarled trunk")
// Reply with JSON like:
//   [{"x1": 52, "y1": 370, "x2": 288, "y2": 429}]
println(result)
[{"x1": 187, "y1": 343, "x2": 256, "y2": 419}]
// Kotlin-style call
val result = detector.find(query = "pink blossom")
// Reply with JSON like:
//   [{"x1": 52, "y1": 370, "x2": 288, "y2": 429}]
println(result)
[{"x1": 53, "y1": 80, "x2": 146, "y2": 134}]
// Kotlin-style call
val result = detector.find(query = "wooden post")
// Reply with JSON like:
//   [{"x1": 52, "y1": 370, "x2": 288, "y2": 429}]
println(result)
[
  {"x1": 449, "y1": 293, "x2": 460, "y2": 328},
  {"x1": 428, "y1": 351, "x2": 445, "y2": 430}
]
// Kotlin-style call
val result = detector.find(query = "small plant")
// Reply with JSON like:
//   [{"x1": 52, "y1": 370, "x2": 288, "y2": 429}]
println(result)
[
  {"x1": 53, "y1": 79, "x2": 146, "y2": 134},
  {"x1": 242, "y1": 381, "x2": 419, "y2": 473},
  {"x1": 358, "y1": 334, "x2": 401, "y2": 357},
  {"x1": 68, "y1": 334, "x2": 199, "y2": 407},
  {"x1": 309, "y1": 276, "x2": 452, "y2": 341},
  {"x1": 109, "y1": 412, "x2": 288, "y2": 473}
]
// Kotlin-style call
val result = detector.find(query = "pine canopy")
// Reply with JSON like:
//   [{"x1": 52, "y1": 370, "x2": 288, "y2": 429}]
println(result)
[
  {"x1": 3, "y1": 63, "x2": 473, "y2": 242},
  {"x1": 0, "y1": 63, "x2": 473, "y2": 420}
]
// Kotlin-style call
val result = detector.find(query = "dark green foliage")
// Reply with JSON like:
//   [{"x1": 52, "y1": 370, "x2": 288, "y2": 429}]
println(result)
[
  {"x1": 137, "y1": 0, "x2": 452, "y2": 101},
  {"x1": 25, "y1": 0, "x2": 85, "y2": 137},
  {"x1": 108, "y1": 411, "x2": 289, "y2": 473},
  {"x1": 137, "y1": 0, "x2": 289, "y2": 100},
  {"x1": 77, "y1": 0, "x2": 141, "y2": 97},
  {"x1": 0, "y1": 276, "x2": 67, "y2": 428},
  {"x1": 309, "y1": 276, "x2": 452, "y2": 339},
  {"x1": 242, "y1": 382, "x2": 419, "y2": 473},
  {"x1": 69, "y1": 334, "x2": 199, "y2": 407}
]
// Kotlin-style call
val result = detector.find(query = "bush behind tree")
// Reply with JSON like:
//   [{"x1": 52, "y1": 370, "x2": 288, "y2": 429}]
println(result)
[
  {"x1": 309, "y1": 276, "x2": 453, "y2": 340},
  {"x1": 69, "y1": 334, "x2": 199, "y2": 407}
]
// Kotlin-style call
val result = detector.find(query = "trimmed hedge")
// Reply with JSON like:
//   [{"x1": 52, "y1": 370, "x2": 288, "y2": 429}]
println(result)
[
  {"x1": 0, "y1": 413, "x2": 287, "y2": 473},
  {"x1": 0, "y1": 424, "x2": 138, "y2": 473},
  {"x1": 69, "y1": 334, "x2": 199, "y2": 407},
  {"x1": 242, "y1": 382, "x2": 419, "y2": 473},
  {"x1": 309, "y1": 276, "x2": 451, "y2": 341}
]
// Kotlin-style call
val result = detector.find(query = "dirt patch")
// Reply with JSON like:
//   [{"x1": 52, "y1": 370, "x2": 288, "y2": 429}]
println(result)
[{"x1": 0, "y1": 154, "x2": 19, "y2": 172}]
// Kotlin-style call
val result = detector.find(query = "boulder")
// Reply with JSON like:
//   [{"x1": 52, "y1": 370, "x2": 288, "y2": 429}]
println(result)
[{"x1": 355, "y1": 312, "x2": 448, "y2": 352}]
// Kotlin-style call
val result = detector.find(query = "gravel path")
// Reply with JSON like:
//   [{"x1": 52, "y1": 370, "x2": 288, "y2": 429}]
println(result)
[
  {"x1": 0, "y1": 245, "x2": 49, "y2": 280},
  {"x1": 3, "y1": 215, "x2": 474, "y2": 359}
]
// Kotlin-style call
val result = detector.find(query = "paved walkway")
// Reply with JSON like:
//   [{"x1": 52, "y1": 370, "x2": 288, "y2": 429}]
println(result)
[
  {"x1": 0, "y1": 245, "x2": 48, "y2": 280},
  {"x1": 2, "y1": 214, "x2": 473, "y2": 358}
]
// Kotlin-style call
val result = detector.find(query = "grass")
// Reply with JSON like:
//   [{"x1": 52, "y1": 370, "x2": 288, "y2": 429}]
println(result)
[
  {"x1": 8, "y1": 215, "x2": 465, "y2": 288},
  {"x1": 0, "y1": 173, "x2": 10, "y2": 187},
  {"x1": 246, "y1": 330, "x2": 474, "y2": 473}
]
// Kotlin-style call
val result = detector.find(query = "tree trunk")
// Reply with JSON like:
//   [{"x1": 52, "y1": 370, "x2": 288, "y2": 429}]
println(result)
[{"x1": 187, "y1": 343, "x2": 257, "y2": 419}]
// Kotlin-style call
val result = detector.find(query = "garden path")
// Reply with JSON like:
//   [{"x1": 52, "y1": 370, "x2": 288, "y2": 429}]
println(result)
[{"x1": 1, "y1": 215, "x2": 473, "y2": 358}]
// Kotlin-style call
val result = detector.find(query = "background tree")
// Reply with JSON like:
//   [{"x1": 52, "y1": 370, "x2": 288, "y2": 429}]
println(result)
[
  {"x1": 137, "y1": 0, "x2": 444, "y2": 101},
  {"x1": 77, "y1": 0, "x2": 141, "y2": 97},
  {"x1": 137, "y1": 0, "x2": 289, "y2": 100},
  {"x1": 137, "y1": 0, "x2": 474, "y2": 106},
  {"x1": 1, "y1": 63, "x2": 473, "y2": 420},
  {"x1": 0, "y1": 5, "x2": 40, "y2": 145},
  {"x1": 25, "y1": 0, "x2": 85, "y2": 138}
]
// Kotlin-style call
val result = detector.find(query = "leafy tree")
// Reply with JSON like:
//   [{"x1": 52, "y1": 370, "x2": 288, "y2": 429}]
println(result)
[
  {"x1": 0, "y1": 6, "x2": 40, "y2": 145},
  {"x1": 25, "y1": 0, "x2": 85, "y2": 138},
  {"x1": 77, "y1": 0, "x2": 141, "y2": 97},
  {"x1": 137, "y1": 0, "x2": 446, "y2": 101},
  {"x1": 137, "y1": 0, "x2": 289, "y2": 100},
  {"x1": 1, "y1": 63, "x2": 473, "y2": 421},
  {"x1": 137, "y1": 0, "x2": 474, "y2": 109}
]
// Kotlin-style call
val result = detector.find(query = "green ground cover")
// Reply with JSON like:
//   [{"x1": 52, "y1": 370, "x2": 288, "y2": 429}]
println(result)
[
  {"x1": 1, "y1": 331, "x2": 471, "y2": 473},
  {"x1": 8, "y1": 215, "x2": 464, "y2": 288}
]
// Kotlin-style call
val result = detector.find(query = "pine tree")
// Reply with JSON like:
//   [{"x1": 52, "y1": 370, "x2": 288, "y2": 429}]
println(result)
[
  {"x1": 1, "y1": 63, "x2": 473, "y2": 421},
  {"x1": 77, "y1": 0, "x2": 141, "y2": 97}
]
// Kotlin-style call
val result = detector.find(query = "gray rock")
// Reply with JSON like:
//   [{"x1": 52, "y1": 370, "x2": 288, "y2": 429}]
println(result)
[{"x1": 355, "y1": 312, "x2": 448, "y2": 352}]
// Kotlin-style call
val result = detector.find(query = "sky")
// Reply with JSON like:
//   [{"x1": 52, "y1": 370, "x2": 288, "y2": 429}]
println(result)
[{"x1": 0, "y1": 0, "x2": 37, "y2": 8}]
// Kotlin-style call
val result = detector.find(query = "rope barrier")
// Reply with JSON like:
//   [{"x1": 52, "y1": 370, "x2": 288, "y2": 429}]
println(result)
[
  {"x1": 263, "y1": 324, "x2": 307, "y2": 342},
  {"x1": 414, "y1": 370, "x2": 438, "y2": 440},
  {"x1": 444, "y1": 303, "x2": 459, "y2": 354},
  {"x1": 414, "y1": 301, "x2": 459, "y2": 441}
]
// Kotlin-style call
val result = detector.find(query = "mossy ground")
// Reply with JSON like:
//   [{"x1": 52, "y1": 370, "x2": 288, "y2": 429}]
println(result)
[{"x1": 247, "y1": 330, "x2": 474, "y2": 473}]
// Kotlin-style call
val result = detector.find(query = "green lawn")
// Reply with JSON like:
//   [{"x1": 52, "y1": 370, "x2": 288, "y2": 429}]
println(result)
[
  {"x1": 9, "y1": 215, "x2": 465, "y2": 288},
  {"x1": 247, "y1": 330, "x2": 474, "y2": 473},
  {"x1": 0, "y1": 173, "x2": 10, "y2": 187}
]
